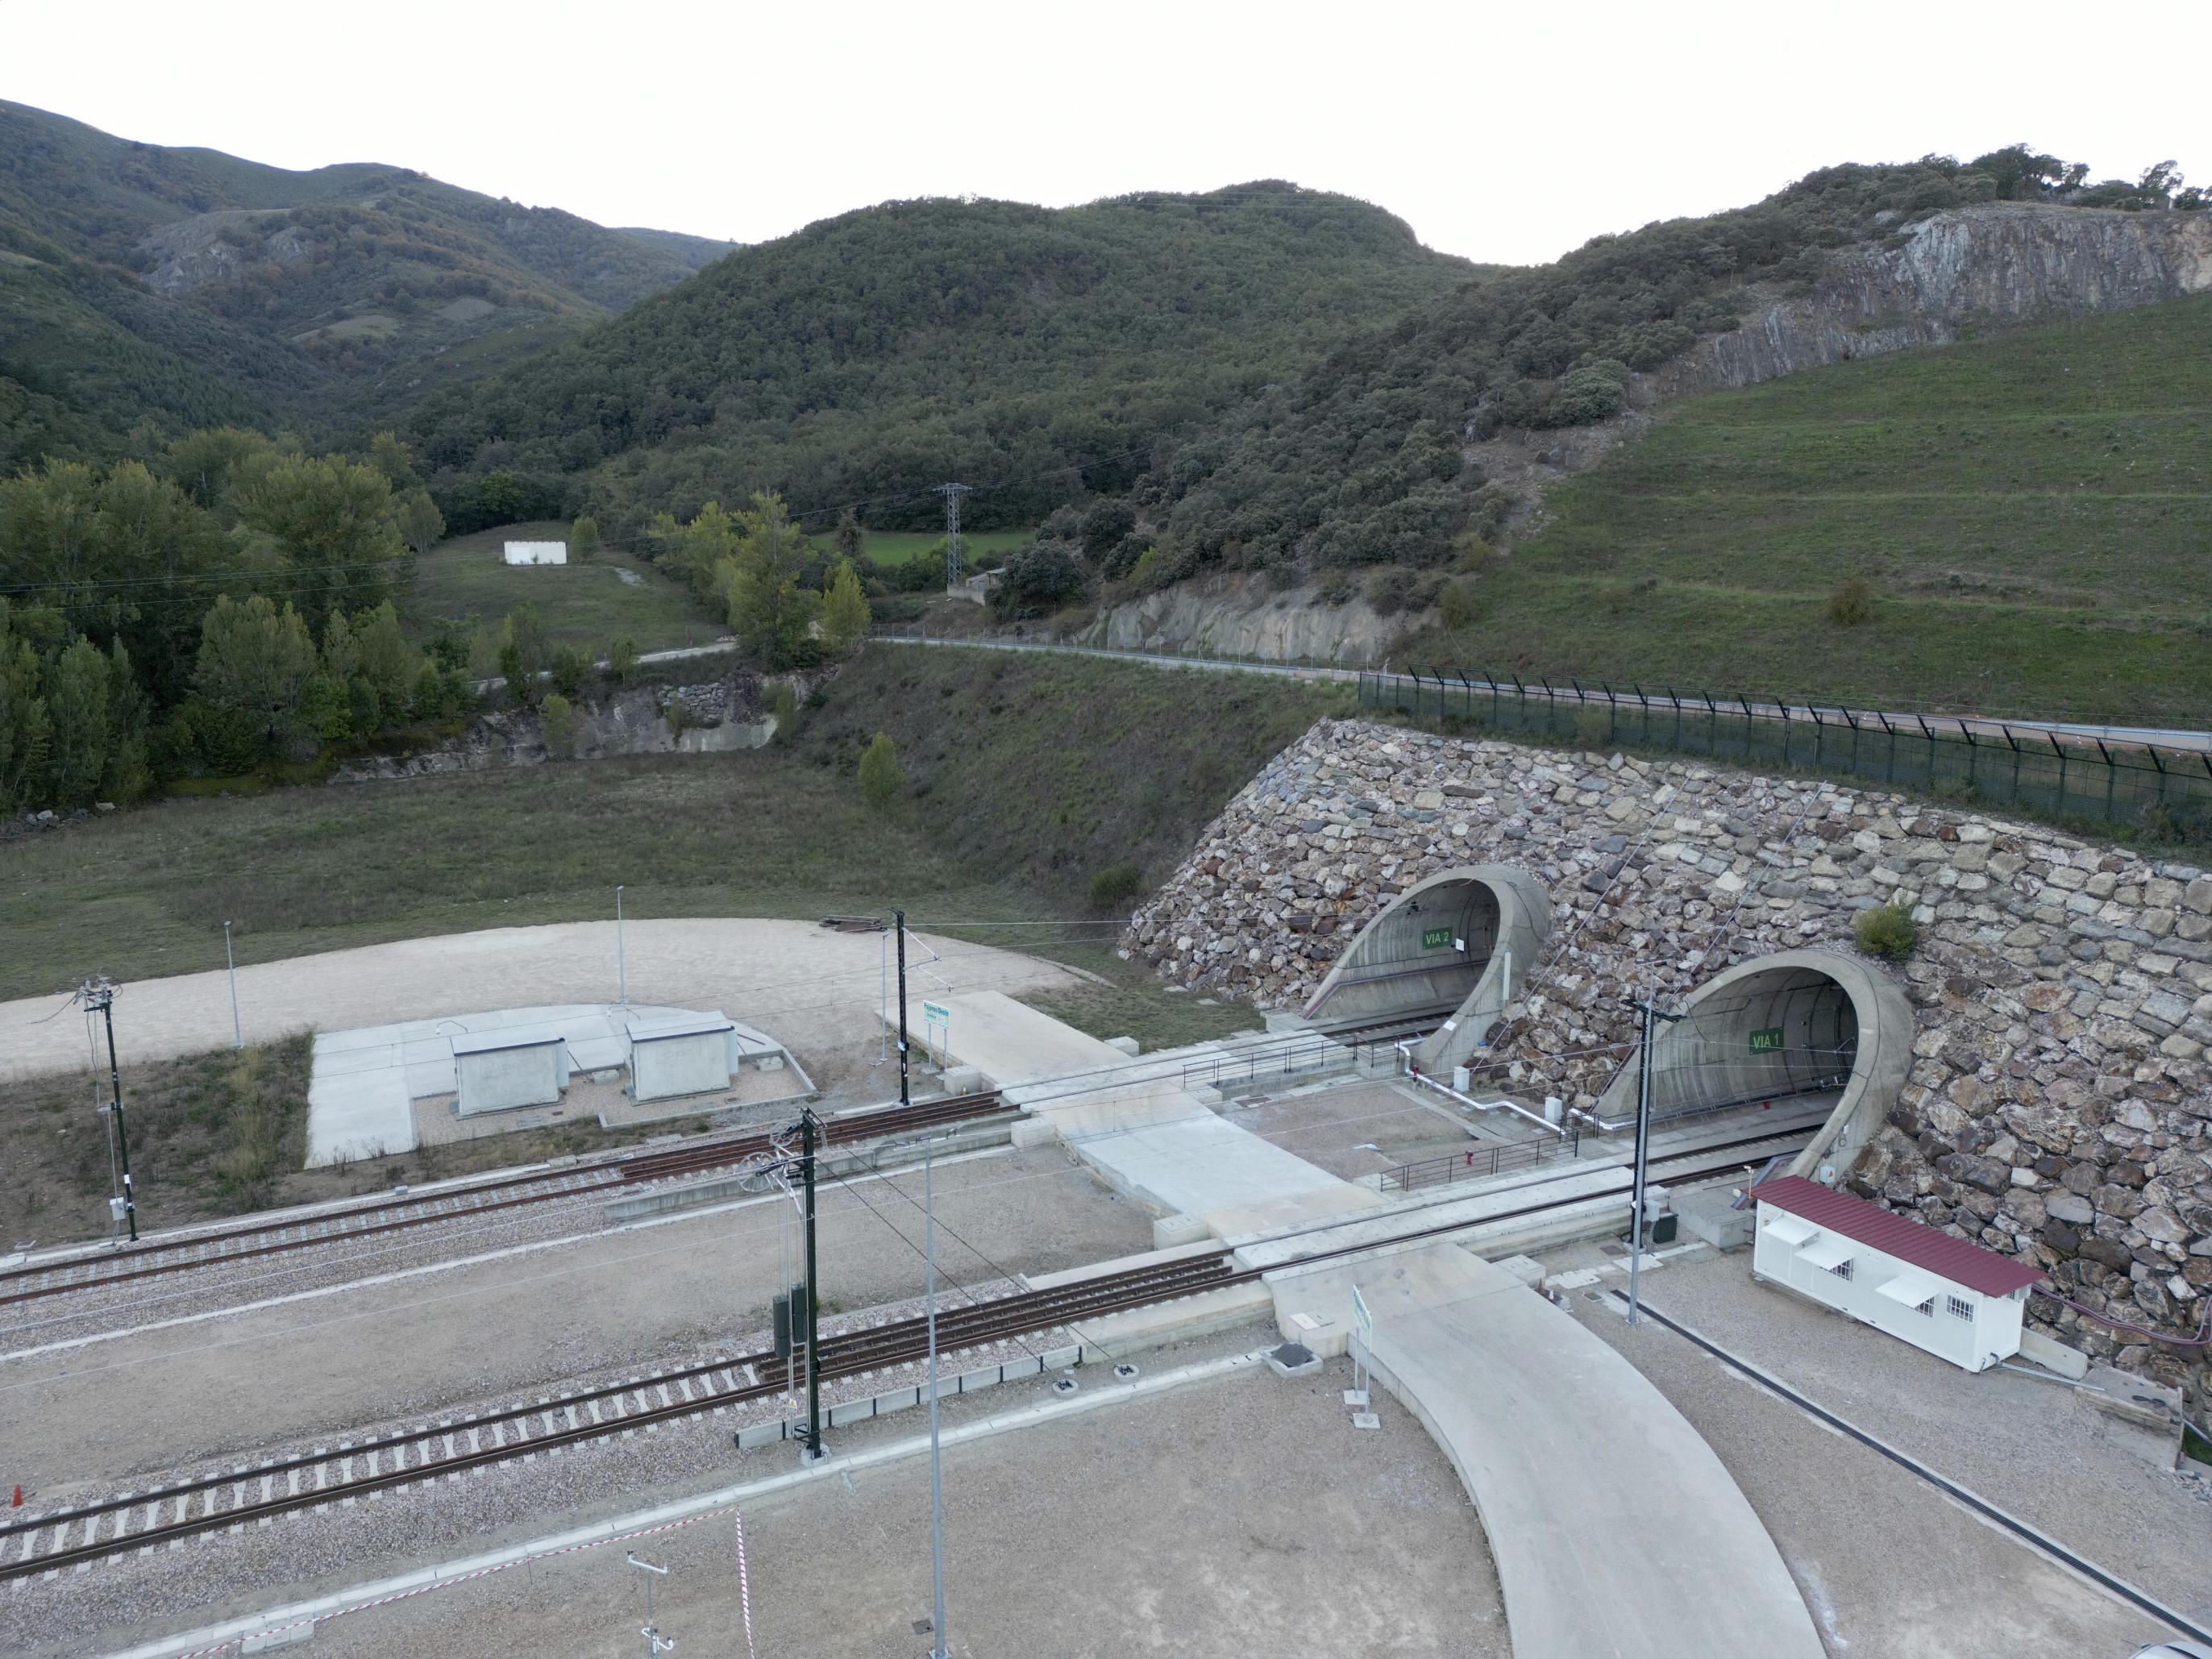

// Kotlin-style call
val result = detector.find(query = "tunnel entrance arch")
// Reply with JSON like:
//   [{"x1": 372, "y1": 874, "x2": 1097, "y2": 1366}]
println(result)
[
  {"x1": 1303, "y1": 866, "x2": 1552, "y2": 1072},
  {"x1": 1595, "y1": 950, "x2": 1913, "y2": 1182}
]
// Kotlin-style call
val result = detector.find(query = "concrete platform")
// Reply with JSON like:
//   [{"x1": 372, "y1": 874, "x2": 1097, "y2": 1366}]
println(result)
[
  {"x1": 306, "y1": 1003, "x2": 796, "y2": 1165},
  {"x1": 1268, "y1": 1243, "x2": 1824, "y2": 1658}
]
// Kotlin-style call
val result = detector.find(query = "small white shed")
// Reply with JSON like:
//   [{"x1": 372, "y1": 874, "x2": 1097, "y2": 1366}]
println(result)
[
  {"x1": 504, "y1": 540, "x2": 568, "y2": 566},
  {"x1": 451, "y1": 1026, "x2": 570, "y2": 1115},
  {"x1": 627, "y1": 1012, "x2": 736, "y2": 1103},
  {"x1": 1750, "y1": 1175, "x2": 2044, "y2": 1372}
]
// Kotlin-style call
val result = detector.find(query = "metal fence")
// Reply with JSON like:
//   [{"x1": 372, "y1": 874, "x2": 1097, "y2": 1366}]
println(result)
[
  {"x1": 1360, "y1": 670, "x2": 2212, "y2": 836},
  {"x1": 1380, "y1": 1129, "x2": 1581, "y2": 1194}
]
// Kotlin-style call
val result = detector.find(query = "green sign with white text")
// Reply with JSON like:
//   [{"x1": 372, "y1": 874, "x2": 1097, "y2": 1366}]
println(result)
[
  {"x1": 1421, "y1": 927, "x2": 1453, "y2": 950},
  {"x1": 1748, "y1": 1027, "x2": 1786, "y2": 1054}
]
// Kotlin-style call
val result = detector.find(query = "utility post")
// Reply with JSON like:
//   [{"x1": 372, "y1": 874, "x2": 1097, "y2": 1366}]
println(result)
[
  {"x1": 1625, "y1": 988, "x2": 1682, "y2": 1326},
  {"x1": 85, "y1": 979, "x2": 136, "y2": 1243},
  {"x1": 933, "y1": 483, "x2": 972, "y2": 592},
  {"x1": 626, "y1": 1552, "x2": 675, "y2": 1655},
  {"x1": 895, "y1": 909, "x2": 911, "y2": 1109},
  {"x1": 798, "y1": 1107, "x2": 824, "y2": 1460},
  {"x1": 924, "y1": 1125, "x2": 948, "y2": 1659},
  {"x1": 615, "y1": 885, "x2": 628, "y2": 1008},
  {"x1": 222, "y1": 921, "x2": 241, "y2": 1049}
]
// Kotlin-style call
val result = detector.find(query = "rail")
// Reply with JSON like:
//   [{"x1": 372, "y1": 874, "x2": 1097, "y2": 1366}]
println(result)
[{"x1": 1380, "y1": 1128, "x2": 1581, "y2": 1193}]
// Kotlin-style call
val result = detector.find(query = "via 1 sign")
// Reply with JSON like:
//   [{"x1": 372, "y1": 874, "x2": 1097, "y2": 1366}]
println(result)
[
  {"x1": 1421, "y1": 927, "x2": 1453, "y2": 950},
  {"x1": 1748, "y1": 1027, "x2": 1786, "y2": 1054}
]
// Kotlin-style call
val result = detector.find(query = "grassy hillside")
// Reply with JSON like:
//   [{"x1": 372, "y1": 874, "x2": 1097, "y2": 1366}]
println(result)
[
  {"x1": 1407, "y1": 289, "x2": 2212, "y2": 725},
  {"x1": 406, "y1": 520, "x2": 725, "y2": 668},
  {"x1": 406, "y1": 184, "x2": 1488, "y2": 538},
  {"x1": 1121, "y1": 148, "x2": 2198, "y2": 584},
  {"x1": 0, "y1": 99, "x2": 732, "y2": 464},
  {"x1": 0, "y1": 647, "x2": 1348, "y2": 996}
]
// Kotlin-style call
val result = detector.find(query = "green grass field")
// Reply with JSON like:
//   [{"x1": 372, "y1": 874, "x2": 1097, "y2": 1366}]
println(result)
[
  {"x1": 860, "y1": 526, "x2": 1036, "y2": 567},
  {"x1": 1412, "y1": 292, "x2": 2212, "y2": 725},
  {"x1": 404, "y1": 520, "x2": 725, "y2": 671}
]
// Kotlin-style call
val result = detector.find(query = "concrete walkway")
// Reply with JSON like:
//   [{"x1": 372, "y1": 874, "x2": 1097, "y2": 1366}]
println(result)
[
  {"x1": 0, "y1": 920, "x2": 1075, "y2": 1086},
  {"x1": 908, "y1": 989, "x2": 1381, "y2": 1238},
  {"x1": 1270, "y1": 1243, "x2": 1824, "y2": 1659}
]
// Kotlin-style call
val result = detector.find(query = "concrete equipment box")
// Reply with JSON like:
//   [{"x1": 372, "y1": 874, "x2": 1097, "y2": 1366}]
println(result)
[
  {"x1": 627, "y1": 1012, "x2": 737, "y2": 1103},
  {"x1": 451, "y1": 1026, "x2": 570, "y2": 1115}
]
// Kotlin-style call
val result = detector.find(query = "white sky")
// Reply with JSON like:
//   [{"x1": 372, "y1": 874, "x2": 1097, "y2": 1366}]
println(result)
[{"x1": 4, "y1": 0, "x2": 2205, "y2": 267}]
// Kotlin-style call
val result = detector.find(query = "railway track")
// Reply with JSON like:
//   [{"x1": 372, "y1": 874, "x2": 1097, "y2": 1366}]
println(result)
[
  {"x1": 0, "y1": 1121, "x2": 1805, "y2": 1581},
  {"x1": 0, "y1": 1091, "x2": 1013, "y2": 1312}
]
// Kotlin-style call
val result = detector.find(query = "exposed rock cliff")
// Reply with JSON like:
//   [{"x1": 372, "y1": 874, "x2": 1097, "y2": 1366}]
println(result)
[{"x1": 1073, "y1": 574, "x2": 1397, "y2": 664}]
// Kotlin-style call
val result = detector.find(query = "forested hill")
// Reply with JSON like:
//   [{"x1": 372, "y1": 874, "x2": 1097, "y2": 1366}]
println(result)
[
  {"x1": 401, "y1": 185, "x2": 1490, "y2": 535},
  {"x1": 0, "y1": 100, "x2": 734, "y2": 470}
]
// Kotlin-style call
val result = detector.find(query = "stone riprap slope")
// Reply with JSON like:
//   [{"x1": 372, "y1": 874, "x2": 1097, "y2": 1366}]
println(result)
[{"x1": 1123, "y1": 719, "x2": 2212, "y2": 1378}]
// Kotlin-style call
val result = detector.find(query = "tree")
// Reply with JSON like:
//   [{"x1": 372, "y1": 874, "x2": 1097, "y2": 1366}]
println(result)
[
  {"x1": 0, "y1": 601, "x2": 52, "y2": 813},
  {"x1": 397, "y1": 490, "x2": 446, "y2": 557},
  {"x1": 721, "y1": 493, "x2": 818, "y2": 667},
  {"x1": 193, "y1": 595, "x2": 318, "y2": 755},
  {"x1": 352, "y1": 601, "x2": 417, "y2": 726},
  {"x1": 44, "y1": 636, "x2": 112, "y2": 806},
  {"x1": 834, "y1": 509, "x2": 865, "y2": 562},
  {"x1": 367, "y1": 432, "x2": 418, "y2": 490},
  {"x1": 857, "y1": 732, "x2": 902, "y2": 809},
  {"x1": 539, "y1": 692, "x2": 580, "y2": 759},
  {"x1": 1080, "y1": 500, "x2": 1137, "y2": 559},
  {"x1": 647, "y1": 499, "x2": 742, "y2": 601},
  {"x1": 605, "y1": 635, "x2": 640, "y2": 684},
  {"x1": 498, "y1": 605, "x2": 550, "y2": 704},
  {"x1": 101, "y1": 638, "x2": 150, "y2": 802},
  {"x1": 551, "y1": 642, "x2": 590, "y2": 698},
  {"x1": 235, "y1": 455, "x2": 405, "y2": 618},
  {"x1": 993, "y1": 545, "x2": 1084, "y2": 617},
  {"x1": 819, "y1": 559, "x2": 872, "y2": 653},
  {"x1": 570, "y1": 515, "x2": 601, "y2": 560}
]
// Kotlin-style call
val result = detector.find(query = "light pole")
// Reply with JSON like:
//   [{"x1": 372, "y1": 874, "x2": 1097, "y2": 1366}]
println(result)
[
  {"x1": 616, "y1": 885, "x2": 627, "y2": 1008},
  {"x1": 222, "y1": 921, "x2": 241, "y2": 1049},
  {"x1": 925, "y1": 1127, "x2": 948, "y2": 1659},
  {"x1": 85, "y1": 979, "x2": 136, "y2": 1243},
  {"x1": 1625, "y1": 988, "x2": 1682, "y2": 1326}
]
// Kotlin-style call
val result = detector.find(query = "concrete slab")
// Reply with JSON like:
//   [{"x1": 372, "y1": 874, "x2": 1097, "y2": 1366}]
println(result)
[{"x1": 1268, "y1": 1243, "x2": 1824, "y2": 1659}]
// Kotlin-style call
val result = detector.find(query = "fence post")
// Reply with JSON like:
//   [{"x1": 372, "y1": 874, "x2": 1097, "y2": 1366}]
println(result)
[{"x1": 2095, "y1": 738, "x2": 2117, "y2": 820}]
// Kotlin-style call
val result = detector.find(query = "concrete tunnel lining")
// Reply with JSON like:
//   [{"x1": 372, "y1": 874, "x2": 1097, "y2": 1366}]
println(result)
[
  {"x1": 1597, "y1": 948, "x2": 1913, "y2": 1183},
  {"x1": 1302, "y1": 866, "x2": 1553, "y2": 1071}
]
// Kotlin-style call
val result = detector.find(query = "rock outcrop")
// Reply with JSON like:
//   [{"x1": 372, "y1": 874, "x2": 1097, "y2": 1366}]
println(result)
[
  {"x1": 1125, "y1": 718, "x2": 2212, "y2": 1377},
  {"x1": 1075, "y1": 573, "x2": 1398, "y2": 666}
]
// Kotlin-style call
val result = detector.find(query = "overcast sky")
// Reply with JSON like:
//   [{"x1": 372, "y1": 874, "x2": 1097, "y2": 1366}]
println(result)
[{"x1": 5, "y1": 0, "x2": 2205, "y2": 266}]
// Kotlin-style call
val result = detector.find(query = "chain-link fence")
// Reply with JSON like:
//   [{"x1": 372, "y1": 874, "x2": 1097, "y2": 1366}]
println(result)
[{"x1": 1361, "y1": 670, "x2": 2212, "y2": 838}]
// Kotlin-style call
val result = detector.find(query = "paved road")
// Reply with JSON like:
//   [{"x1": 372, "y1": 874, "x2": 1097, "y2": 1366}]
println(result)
[{"x1": 0, "y1": 919, "x2": 1075, "y2": 1088}]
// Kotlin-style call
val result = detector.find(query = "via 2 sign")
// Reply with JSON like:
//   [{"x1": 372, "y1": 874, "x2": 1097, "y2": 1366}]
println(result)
[{"x1": 1420, "y1": 927, "x2": 1453, "y2": 950}]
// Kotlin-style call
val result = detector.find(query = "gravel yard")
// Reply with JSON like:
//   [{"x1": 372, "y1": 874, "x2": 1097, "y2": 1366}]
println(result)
[
  {"x1": 0, "y1": 1146, "x2": 1157, "y2": 1500},
  {"x1": 1560, "y1": 1245, "x2": 2209, "y2": 1655},
  {"x1": 70, "y1": 1337, "x2": 1507, "y2": 1659}
]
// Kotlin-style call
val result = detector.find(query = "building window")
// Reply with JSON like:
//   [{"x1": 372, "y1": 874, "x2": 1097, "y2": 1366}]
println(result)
[
  {"x1": 1830, "y1": 1258, "x2": 1853, "y2": 1281},
  {"x1": 1947, "y1": 1295, "x2": 1974, "y2": 1321},
  {"x1": 1915, "y1": 1297, "x2": 1936, "y2": 1317}
]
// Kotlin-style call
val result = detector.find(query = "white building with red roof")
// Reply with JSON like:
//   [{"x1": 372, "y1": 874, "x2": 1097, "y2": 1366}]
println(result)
[{"x1": 1750, "y1": 1175, "x2": 2045, "y2": 1373}]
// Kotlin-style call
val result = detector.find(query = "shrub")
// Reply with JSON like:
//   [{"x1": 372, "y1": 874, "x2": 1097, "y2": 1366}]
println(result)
[
  {"x1": 1089, "y1": 861, "x2": 1144, "y2": 912},
  {"x1": 1080, "y1": 500, "x2": 1137, "y2": 559},
  {"x1": 1827, "y1": 579, "x2": 1873, "y2": 626},
  {"x1": 766, "y1": 679, "x2": 797, "y2": 742},
  {"x1": 1366, "y1": 566, "x2": 1416, "y2": 613},
  {"x1": 539, "y1": 692, "x2": 579, "y2": 759},
  {"x1": 858, "y1": 732, "x2": 902, "y2": 809},
  {"x1": 1438, "y1": 579, "x2": 1483, "y2": 630},
  {"x1": 569, "y1": 515, "x2": 600, "y2": 560},
  {"x1": 1854, "y1": 900, "x2": 1919, "y2": 961}
]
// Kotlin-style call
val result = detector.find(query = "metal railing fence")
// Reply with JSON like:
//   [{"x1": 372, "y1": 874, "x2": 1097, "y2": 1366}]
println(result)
[
  {"x1": 1380, "y1": 1129, "x2": 1581, "y2": 1193},
  {"x1": 1360, "y1": 670, "x2": 2212, "y2": 836}
]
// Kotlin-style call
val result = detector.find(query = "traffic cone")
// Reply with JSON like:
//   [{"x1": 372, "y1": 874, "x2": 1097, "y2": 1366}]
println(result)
[{"x1": 10, "y1": 1486, "x2": 19, "y2": 1507}]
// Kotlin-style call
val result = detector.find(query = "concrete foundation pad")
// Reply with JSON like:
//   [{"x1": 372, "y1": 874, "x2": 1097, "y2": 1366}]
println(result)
[
  {"x1": 1267, "y1": 1243, "x2": 1824, "y2": 1658},
  {"x1": 1069, "y1": 1283, "x2": 1276, "y2": 1363}
]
